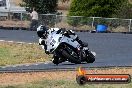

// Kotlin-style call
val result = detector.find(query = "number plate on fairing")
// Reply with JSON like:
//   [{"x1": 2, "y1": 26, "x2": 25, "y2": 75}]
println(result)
[{"x1": 50, "y1": 39, "x2": 56, "y2": 46}]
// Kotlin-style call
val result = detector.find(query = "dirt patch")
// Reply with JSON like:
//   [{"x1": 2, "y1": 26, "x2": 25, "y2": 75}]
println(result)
[
  {"x1": 0, "y1": 68, "x2": 132, "y2": 86},
  {"x1": 0, "y1": 20, "x2": 30, "y2": 28},
  {"x1": 111, "y1": 26, "x2": 129, "y2": 32},
  {"x1": 0, "y1": 71, "x2": 75, "y2": 86}
]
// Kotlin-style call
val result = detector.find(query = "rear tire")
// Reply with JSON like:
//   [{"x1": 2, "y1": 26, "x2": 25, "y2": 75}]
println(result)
[{"x1": 86, "y1": 52, "x2": 95, "y2": 63}]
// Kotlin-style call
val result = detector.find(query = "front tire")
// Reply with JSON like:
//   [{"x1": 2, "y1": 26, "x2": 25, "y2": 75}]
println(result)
[
  {"x1": 56, "y1": 43, "x2": 81, "y2": 64},
  {"x1": 61, "y1": 50, "x2": 81, "y2": 64},
  {"x1": 86, "y1": 52, "x2": 95, "y2": 63}
]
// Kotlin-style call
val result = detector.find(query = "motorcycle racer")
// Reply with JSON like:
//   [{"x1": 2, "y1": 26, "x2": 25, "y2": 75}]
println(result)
[
  {"x1": 37, "y1": 25, "x2": 86, "y2": 53},
  {"x1": 37, "y1": 25, "x2": 88, "y2": 64}
]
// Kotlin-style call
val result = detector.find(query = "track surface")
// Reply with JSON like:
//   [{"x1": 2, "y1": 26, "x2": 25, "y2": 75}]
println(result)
[{"x1": 0, "y1": 29, "x2": 132, "y2": 72}]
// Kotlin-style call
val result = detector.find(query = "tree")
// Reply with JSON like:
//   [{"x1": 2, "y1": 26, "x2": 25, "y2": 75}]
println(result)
[
  {"x1": 68, "y1": 0, "x2": 127, "y2": 18},
  {"x1": 115, "y1": 1, "x2": 132, "y2": 19},
  {"x1": 21, "y1": 0, "x2": 58, "y2": 14}
]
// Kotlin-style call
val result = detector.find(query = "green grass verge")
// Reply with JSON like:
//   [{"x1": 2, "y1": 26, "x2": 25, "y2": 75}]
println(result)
[
  {"x1": 0, "y1": 79, "x2": 132, "y2": 88},
  {"x1": 0, "y1": 42, "x2": 51, "y2": 66}
]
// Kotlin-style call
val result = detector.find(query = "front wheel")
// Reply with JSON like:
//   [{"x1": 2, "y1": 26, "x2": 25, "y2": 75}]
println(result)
[
  {"x1": 56, "y1": 43, "x2": 81, "y2": 64},
  {"x1": 86, "y1": 52, "x2": 95, "y2": 63},
  {"x1": 61, "y1": 50, "x2": 81, "y2": 64}
]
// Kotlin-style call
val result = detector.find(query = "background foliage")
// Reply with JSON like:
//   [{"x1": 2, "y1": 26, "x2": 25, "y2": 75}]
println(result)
[
  {"x1": 115, "y1": 1, "x2": 132, "y2": 19},
  {"x1": 68, "y1": 0, "x2": 131, "y2": 18},
  {"x1": 21, "y1": 0, "x2": 58, "y2": 14},
  {"x1": 67, "y1": 0, "x2": 132, "y2": 27}
]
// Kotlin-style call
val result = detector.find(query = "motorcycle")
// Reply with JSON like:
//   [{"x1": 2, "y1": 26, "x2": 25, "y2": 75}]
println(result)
[{"x1": 39, "y1": 29, "x2": 96, "y2": 65}]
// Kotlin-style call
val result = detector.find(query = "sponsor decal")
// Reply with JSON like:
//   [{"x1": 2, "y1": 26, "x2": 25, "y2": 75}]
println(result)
[{"x1": 76, "y1": 67, "x2": 131, "y2": 85}]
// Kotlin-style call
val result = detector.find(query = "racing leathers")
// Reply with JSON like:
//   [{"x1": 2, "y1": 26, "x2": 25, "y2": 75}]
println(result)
[
  {"x1": 38, "y1": 27, "x2": 86, "y2": 64},
  {"x1": 39, "y1": 37, "x2": 49, "y2": 54},
  {"x1": 62, "y1": 29, "x2": 84, "y2": 47},
  {"x1": 38, "y1": 28, "x2": 85, "y2": 54}
]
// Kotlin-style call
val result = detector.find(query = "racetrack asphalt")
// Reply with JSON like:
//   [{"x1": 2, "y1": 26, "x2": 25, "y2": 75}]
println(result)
[{"x1": 0, "y1": 29, "x2": 132, "y2": 72}]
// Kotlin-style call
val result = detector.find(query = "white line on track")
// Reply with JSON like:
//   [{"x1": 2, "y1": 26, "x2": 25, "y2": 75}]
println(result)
[
  {"x1": 8, "y1": 41, "x2": 14, "y2": 43},
  {"x1": 25, "y1": 64, "x2": 30, "y2": 66},
  {"x1": 0, "y1": 40, "x2": 4, "y2": 42},
  {"x1": 0, "y1": 39, "x2": 35, "y2": 45},
  {"x1": 35, "y1": 64, "x2": 38, "y2": 66},
  {"x1": 12, "y1": 65, "x2": 17, "y2": 67},
  {"x1": 1, "y1": 67, "x2": 6, "y2": 69}
]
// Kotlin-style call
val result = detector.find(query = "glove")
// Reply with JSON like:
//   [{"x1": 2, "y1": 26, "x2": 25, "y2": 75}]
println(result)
[
  {"x1": 38, "y1": 43, "x2": 41, "y2": 45},
  {"x1": 62, "y1": 31, "x2": 70, "y2": 38}
]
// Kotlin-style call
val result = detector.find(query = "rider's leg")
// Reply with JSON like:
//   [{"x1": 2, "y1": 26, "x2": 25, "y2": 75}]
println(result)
[
  {"x1": 67, "y1": 30, "x2": 86, "y2": 46},
  {"x1": 64, "y1": 30, "x2": 87, "y2": 47},
  {"x1": 70, "y1": 34, "x2": 86, "y2": 47}
]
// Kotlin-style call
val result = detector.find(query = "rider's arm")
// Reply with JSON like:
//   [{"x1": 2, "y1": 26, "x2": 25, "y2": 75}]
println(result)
[
  {"x1": 39, "y1": 38, "x2": 50, "y2": 54},
  {"x1": 39, "y1": 38, "x2": 47, "y2": 50}
]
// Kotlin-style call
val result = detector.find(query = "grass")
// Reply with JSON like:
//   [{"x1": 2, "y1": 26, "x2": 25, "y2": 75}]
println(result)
[
  {"x1": 0, "y1": 42, "x2": 51, "y2": 66},
  {"x1": 0, "y1": 38, "x2": 132, "y2": 88},
  {"x1": 0, "y1": 79, "x2": 132, "y2": 88},
  {"x1": 0, "y1": 68, "x2": 132, "y2": 88}
]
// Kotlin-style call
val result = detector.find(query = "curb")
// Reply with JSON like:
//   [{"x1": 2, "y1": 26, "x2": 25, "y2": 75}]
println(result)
[{"x1": 0, "y1": 66, "x2": 132, "y2": 73}]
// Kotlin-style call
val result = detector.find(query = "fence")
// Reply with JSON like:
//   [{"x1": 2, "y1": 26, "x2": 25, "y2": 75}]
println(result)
[
  {"x1": 39, "y1": 14, "x2": 132, "y2": 32},
  {"x1": 0, "y1": 13, "x2": 131, "y2": 32}
]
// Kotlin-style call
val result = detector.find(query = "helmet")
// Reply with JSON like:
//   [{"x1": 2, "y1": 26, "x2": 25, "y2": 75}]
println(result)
[{"x1": 37, "y1": 25, "x2": 48, "y2": 39}]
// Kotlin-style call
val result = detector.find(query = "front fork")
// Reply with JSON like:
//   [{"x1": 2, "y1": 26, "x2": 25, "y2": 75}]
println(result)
[{"x1": 79, "y1": 47, "x2": 89, "y2": 61}]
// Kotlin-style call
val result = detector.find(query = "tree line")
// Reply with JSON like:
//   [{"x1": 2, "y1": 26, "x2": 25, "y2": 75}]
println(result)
[{"x1": 21, "y1": 0, "x2": 132, "y2": 18}]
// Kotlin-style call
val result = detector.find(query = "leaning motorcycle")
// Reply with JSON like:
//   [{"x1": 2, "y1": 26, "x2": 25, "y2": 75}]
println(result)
[{"x1": 39, "y1": 29, "x2": 95, "y2": 65}]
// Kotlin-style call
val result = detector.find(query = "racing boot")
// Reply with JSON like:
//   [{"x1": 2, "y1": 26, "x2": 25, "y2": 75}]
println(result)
[{"x1": 52, "y1": 55, "x2": 59, "y2": 65}]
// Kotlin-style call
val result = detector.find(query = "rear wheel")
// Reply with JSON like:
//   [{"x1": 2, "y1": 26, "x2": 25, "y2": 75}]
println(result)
[{"x1": 86, "y1": 52, "x2": 95, "y2": 63}]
